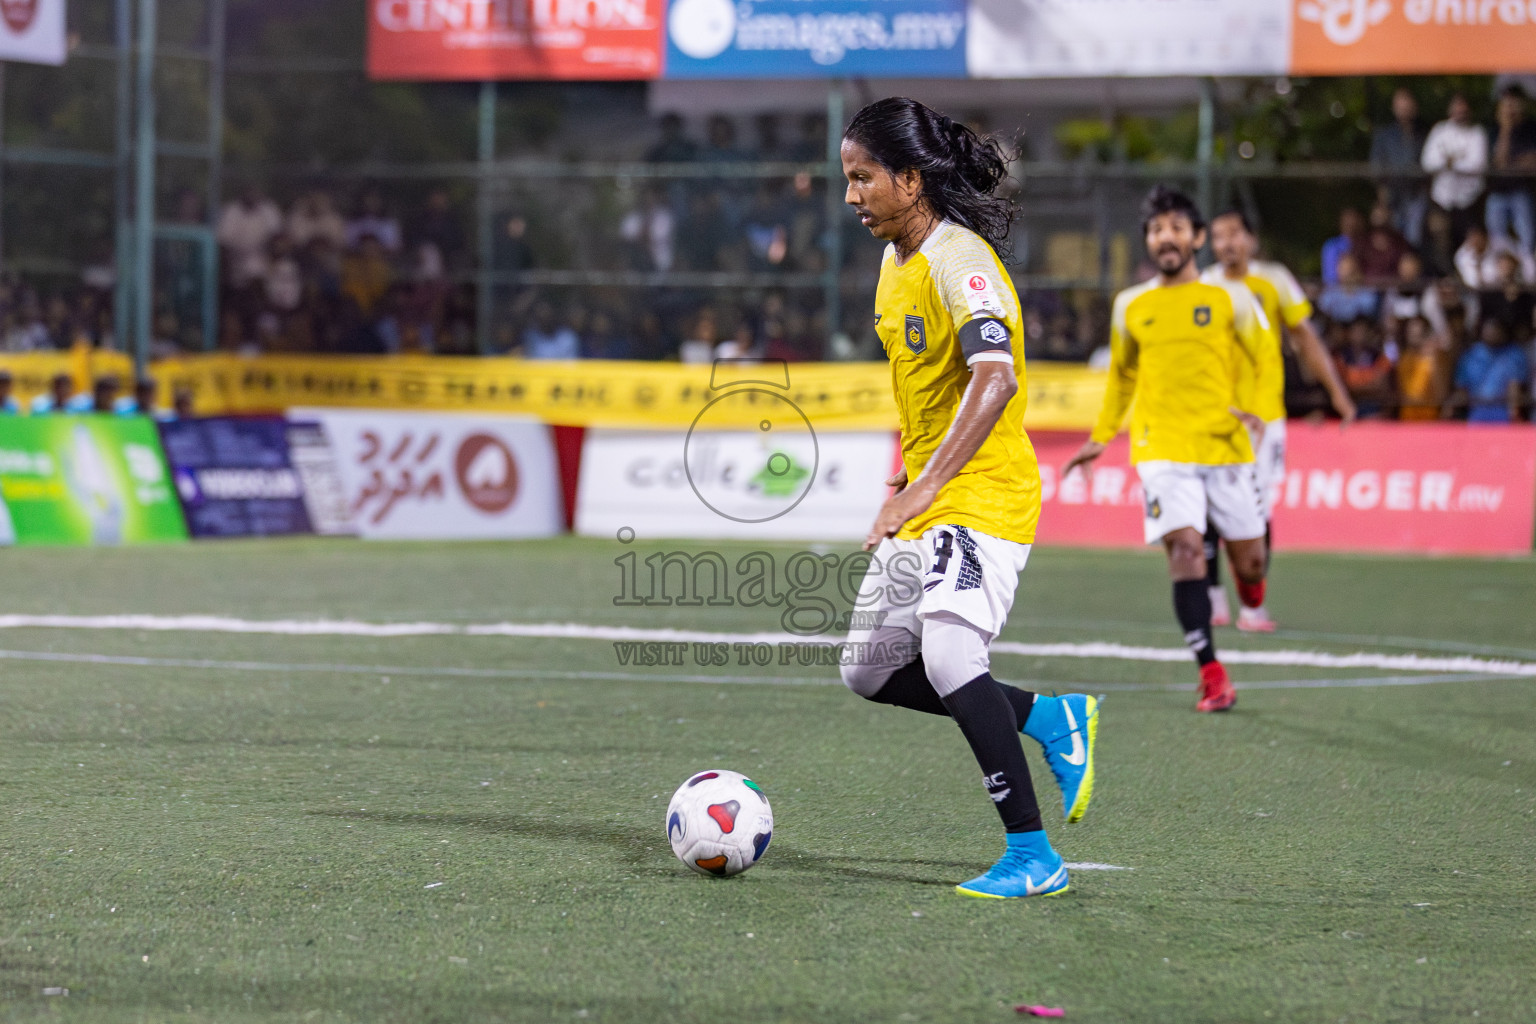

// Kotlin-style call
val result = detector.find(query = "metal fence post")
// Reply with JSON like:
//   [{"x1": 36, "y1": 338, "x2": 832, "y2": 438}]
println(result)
[
  {"x1": 822, "y1": 82, "x2": 844, "y2": 359},
  {"x1": 132, "y1": 0, "x2": 157, "y2": 375},
  {"x1": 114, "y1": 0, "x2": 133, "y2": 352},
  {"x1": 206, "y1": 0, "x2": 226, "y2": 351},
  {"x1": 476, "y1": 80, "x2": 497, "y2": 355}
]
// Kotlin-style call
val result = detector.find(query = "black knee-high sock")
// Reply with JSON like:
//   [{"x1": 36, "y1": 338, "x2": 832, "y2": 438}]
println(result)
[
  {"x1": 939, "y1": 672, "x2": 1043, "y2": 833},
  {"x1": 1204, "y1": 522, "x2": 1222, "y2": 588},
  {"x1": 1173, "y1": 579, "x2": 1217, "y2": 666},
  {"x1": 1264, "y1": 521, "x2": 1273, "y2": 575},
  {"x1": 870, "y1": 655, "x2": 1038, "y2": 727}
]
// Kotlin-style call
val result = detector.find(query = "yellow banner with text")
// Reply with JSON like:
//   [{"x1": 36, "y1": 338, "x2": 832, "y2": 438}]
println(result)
[{"x1": 0, "y1": 351, "x2": 1107, "y2": 430}]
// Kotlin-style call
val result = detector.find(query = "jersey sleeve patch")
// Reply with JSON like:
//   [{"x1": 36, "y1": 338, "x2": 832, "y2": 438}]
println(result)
[
  {"x1": 959, "y1": 317, "x2": 1013, "y2": 363},
  {"x1": 961, "y1": 272, "x2": 1007, "y2": 319}
]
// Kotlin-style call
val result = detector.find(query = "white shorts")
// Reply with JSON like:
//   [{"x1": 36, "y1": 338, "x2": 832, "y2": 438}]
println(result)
[
  {"x1": 1136, "y1": 460, "x2": 1266, "y2": 546},
  {"x1": 847, "y1": 525, "x2": 1032, "y2": 643},
  {"x1": 1250, "y1": 418, "x2": 1286, "y2": 521}
]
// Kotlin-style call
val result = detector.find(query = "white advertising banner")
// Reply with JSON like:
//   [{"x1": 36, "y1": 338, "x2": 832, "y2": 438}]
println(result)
[
  {"x1": 0, "y1": 0, "x2": 66, "y2": 66},
  {"x1": 575, "y1": 428, "x2": 898, "y2": 541},
  {"x1": 292, "y1": 409, "x2": 563, "y2": 541},
  {"x1": 967, "y1": 0, "x2": 1290, "y2": 78}
]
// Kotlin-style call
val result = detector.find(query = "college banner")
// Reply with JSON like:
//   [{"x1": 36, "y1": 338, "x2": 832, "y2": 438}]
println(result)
[
  {"x1": 0, "y1": 0, "x2": 66, "y2": 66},
  {"x1": 158, "y1": 417, "x2": 315, "y2": 538},
  {"x1": 294, "y1": 409, "x2": 563, "y2": 540},
  {"x1": 575, "y1": 427, "x2": 897, "y2": 540},
  {"x1": 967, "y1": 0, "x2": 1290, "y2": 78},
  {"x1": 1291, "y1": 0, "x2": 1536, "y2": 74},
  {"x1": 0, "y1": 416, "x2": 188, "y2": 546},
  {"x1": 664, "y1": 0, "x2": 967, "y2": 79},
  {"x1": 1028, "y1": 424, "x2": 1536, "y2": 555},
  {"x1": 367, "y1": 0, "x2": 665, "y2": 80},
  {"x1": 147, "y1": 354, "x2": 1106, "y2": 431}
]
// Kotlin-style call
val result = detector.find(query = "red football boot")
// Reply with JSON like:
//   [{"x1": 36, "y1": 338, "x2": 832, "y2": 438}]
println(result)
[{"x1": 1196, "y1": 661, "x2": 1237, "y2": 713}]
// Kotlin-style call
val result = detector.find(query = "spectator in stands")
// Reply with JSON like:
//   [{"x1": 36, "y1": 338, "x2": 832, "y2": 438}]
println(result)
[
  {"x1": 1487, "y1": 85, "x2": 1536, "y2": 256},
  {"x1": 1396, "y1": 315, "x2": 1451, "y2": 420},
  {"x1": 1357, "y1": 202, "x2": 1413, "y2": 282},
  {"x1": 678, "y1": 307, "x2": 719, "y2": 363},
  {"x1": 753, "y1": 113, "x2": 784, "y2": 161},
  {"x1": 701, "y1": 115, "x2": 745, "y2": 163},
  {"x1": 1335, "y1": 316, "x2": 1396, "y2": 418},
  {"x1": 288, "y1": 190, "x2": 347, "y2": 253},
  {"x1": 743, "y1": 184, "x2": 790, "y2": 269},
  {"x1": 2, "y1": 295, "x2": 49, "y2": 351},
  {"x1": 218, "y1": 183, "x2": 284, "y2": 307},
  {"x1": 1452, "y1": 316, "x2": 1530, "y2": 422},
  {"x1": 620, "y1": 185, "x2": 676, "y2": 272},
  {"x1": 409, "y1": 189, "x2": 467, "y2": 273},
  {"x1": 346, "y1": 189, "x2": 402, "y2": 254},
  {"x1": 115, "y1": 377, "x2": 159, "y2": 417},
  {"x1": 581, "y1": 310, "x2": 634, "y2": 360},
  {"x1": 790, "y1": 112, "x2": 828, "y2": 162},
  {"x1": 494, "y1": 212, "x2": 534, "y2": 273},
  {"x1": 1371, "y1": 87, "x2": 1428, "y2": 246},
  {"x1": 1321, "y1": 207, "x2": 1366, "y2": 285},
  {"x1": 1456, "y1": 223, "x2": 1498, "y2": 287},
  {"x1": 89, "y1": 376, "x2": 121, "y2": 414},
  {"x1": 1478, "y1": 251, "x2": 1536, "y2": 343},
  {"x1": 264, "y1": 234, "x2": 306, "y2": 340},
  {"x1": 339, "y1": 234, "x2": 395, "y2": 319},
  {"x1": 1318, "y1": 253, "x2": 1380, "y2": 323},
  {"x1": 172, "y1": 388, "x2": 195, "y2": 421},
  {"x1": 1383, "y1": 252, "x2": 1446, "y2": 343},
  {"x1": 28, "y1": 373, "x2": 76, "y2": 414},
  {"x1": 1435, "y1": 278, "x2": 1475, "y2": 351},
  {"x1": 519, "y1": 301, "x2": 579, "y2": 360},
  {"x1": 645, "y1": 113, "x2": 698, "y2": 163},
  {"x1": 0, "y1": 370, "x2": 16, "y2": 413},
  {"x1": 1422, "y1": 93, "x2": 1489, "y2": 264}
]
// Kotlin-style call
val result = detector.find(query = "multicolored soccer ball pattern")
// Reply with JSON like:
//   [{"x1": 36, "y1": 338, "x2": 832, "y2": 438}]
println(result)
[{"x1": 665, "y1": 770, "x2": 773, "y2": 878}]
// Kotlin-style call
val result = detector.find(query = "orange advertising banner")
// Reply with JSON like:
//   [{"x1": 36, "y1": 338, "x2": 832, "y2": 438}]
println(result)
[
  {"x1": 367, "y1": 0, "x2": 664, "y2": 81},
  {"x1": 1292, "y1": 0, "x2": 1536, "y2": 74}
]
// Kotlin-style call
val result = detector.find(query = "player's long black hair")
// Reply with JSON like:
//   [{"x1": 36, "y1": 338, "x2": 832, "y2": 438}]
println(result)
[{"x1": 843, "y1": 97, "x2": 1016, "y2": 257}]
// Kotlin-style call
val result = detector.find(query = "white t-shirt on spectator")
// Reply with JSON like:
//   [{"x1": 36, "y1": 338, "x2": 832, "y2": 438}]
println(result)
[
  {"x1": 288, "y1": 204, "x2": 347, "y2": 251},
  {"x1": 1421, "y1": 120, "x2": 1488, "y2": 210},
  {"x1": 346, "y1": 217, "x2": 402, "y2": 253},
  {"x1": 218, "y1": 199, "x2": 284, "y2": 288},
  {"x1": 620, "y1": 206, "x2": 675, "y2": 272},
  {"x1": 1455, "y1": 238, "x2": 1536, "y2": 288},
  {"x1": 265, "y1": 257, "x2": 305, "y2": 313}
]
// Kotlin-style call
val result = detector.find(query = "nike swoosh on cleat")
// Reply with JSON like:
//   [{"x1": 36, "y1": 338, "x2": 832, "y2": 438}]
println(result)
[
  {"x1": 1025, "y1": 864, "x2": 1068, "y2": 896},
  {"x1": 1059, "y1": 703, "x2": 1087, "y2": 767}
]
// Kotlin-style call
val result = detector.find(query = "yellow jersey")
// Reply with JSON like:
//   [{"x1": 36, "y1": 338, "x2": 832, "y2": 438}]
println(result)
[
  {"x1": 1200, "y1": 259, "x2": 1313, "y2": 423},
  {"x1": 874, "y1": 221, "x2": 1040, "y2": 544},
  {"x1": 1090, "y1": 277, "x2": 1266, "y2": 465}
]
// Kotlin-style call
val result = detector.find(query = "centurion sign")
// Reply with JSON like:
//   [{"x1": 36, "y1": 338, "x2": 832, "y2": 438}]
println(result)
[
  {"x1": 367, "y1": 0, "x2": 665, "y2": 79},
  {"x1": 0, "y1": 0, "x2": 65, "y2": 65}
]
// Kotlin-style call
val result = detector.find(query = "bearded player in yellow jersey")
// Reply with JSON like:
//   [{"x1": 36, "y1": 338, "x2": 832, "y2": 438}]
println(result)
[
  {"x1": 1201, "y1": 210, "x2": 1356, "y2": 631},
  {"x1": 1065, "y1": 187, "x2": 1269, "y2": 713},
  {"x1": 836, "y1": 98, "x2": 1099, "y2": 900}
]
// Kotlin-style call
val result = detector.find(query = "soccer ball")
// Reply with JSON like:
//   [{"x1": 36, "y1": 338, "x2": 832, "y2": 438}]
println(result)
[{"x1": 665, "y1": 770, "x2": 773, "y2": 877}]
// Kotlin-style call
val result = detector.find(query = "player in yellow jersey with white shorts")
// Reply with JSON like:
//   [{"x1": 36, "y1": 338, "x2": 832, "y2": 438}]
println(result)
[
  {"x1": 1066, "y1": 187, "x2": 1270, "y2": 713},
  {"x1": 1201, "y1": 210, "x2": 1356, "y2": 631},
  {"x1": 836, "y1": 98, "x2": 1099, "y2": 900}
]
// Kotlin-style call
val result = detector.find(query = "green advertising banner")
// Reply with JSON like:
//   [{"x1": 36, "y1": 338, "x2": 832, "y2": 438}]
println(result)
[{"x1": 0, "y1": 416, "x2": 188, "y2": 545}]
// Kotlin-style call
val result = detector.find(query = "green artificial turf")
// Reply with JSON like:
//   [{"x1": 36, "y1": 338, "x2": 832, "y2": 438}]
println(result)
[{"x1": 0, "y1": 538, "x2": 1532, "y2": 1023}]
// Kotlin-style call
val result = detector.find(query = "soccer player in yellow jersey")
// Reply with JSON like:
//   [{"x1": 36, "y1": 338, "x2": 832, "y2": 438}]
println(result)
[
  {"x1": 1201, "y1": 211, "x2": 1356, "y2": 631},
  {"x1": 836, "y1": 98, "x2": 1099, "y2": 900},
  {"x1": 1065, "y1": 187, "x2": 1269, "y2": 713}
]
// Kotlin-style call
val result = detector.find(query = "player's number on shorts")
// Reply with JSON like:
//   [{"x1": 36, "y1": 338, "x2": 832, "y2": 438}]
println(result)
[{"x1": 931, "y1": 532, "x2": 954, "y2": 576}]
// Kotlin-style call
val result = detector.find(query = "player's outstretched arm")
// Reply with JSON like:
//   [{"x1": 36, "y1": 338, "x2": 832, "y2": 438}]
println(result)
[
  {"x1": 1291, "y1": 318, "x2": 1358, "y2": 425},
  {"x1": 862, "y1": 361, "x2": 1016, "y2": 551}
]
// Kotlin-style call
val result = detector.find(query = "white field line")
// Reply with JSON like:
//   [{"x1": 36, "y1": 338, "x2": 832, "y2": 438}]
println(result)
[
  {"x1": 0, "y1": 613, "x2": 1534, "y2": 678},
  {"x1": 1064, "y1": 863, "x2": 1131, "y2": 871}
]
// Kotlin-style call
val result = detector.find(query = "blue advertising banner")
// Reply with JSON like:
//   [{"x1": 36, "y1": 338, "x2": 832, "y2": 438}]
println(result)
[
  {"x1": 664, "y1": 0, "x2": 966, "y2": 78},
  {"x1": 159, "y1": 417, "x2": 314, "y2": 538}
]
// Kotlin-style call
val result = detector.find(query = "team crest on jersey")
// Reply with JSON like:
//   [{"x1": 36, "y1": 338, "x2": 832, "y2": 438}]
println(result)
[
  {"x1": 1193, "y1": 305, "x2": 1212, "y2": 327},
  {"x1": 904, "y1": 315, "x2": 927, "y2": 355}
]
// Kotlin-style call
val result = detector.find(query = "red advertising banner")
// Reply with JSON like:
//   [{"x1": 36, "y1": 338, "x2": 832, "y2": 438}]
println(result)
[
  {"x1": 1031, "y1": 423, "x2": 1536, "y2": 555},
  {"x1": 367, "y1": 0, "x2": 664, "y2": 81}
]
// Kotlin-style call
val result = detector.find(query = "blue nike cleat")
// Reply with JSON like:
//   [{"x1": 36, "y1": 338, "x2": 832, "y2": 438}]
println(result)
[
  {"x1": 1023, "y1": 693, "x2": 1099, "y2": 823},
  {"x1": 954, "y1": 831, "x2": 1070, "y2": 900}
]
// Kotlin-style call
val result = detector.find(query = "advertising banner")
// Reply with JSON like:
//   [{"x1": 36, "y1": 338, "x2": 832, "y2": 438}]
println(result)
[
  {"x1": 967, "y1": 0, "x2": 1290, "y2": 78},
  {"x1": 575, "y1": 427, "x2": 896, "y2": 540},
  {"x1": 1290, "y1": 0, "x2": 1536, "y2": 74},
  {"x1": 665, "y1": 0, "x2": 967, "y2": 79},
  {"x1": 1028, "y1": 424, "x2": 1536, "y2": 555},
  {"x1": 294, "y1": 409, "x2": 563, "y2": 540},
  {"x1": 159, "y1": 417, "x2": 314, "y2": 538},
  {"x1": 139, "y1": 353, "x2": 1105, "y2": 431},
  {"x1": 0, "y1": 416, "x2": 188, "y2": 546},
  {"x1": 285, "y1": 421, "x2": 358, "y2": 536},
  {"x1": 367, "y1": 0, "x2": 665, "y2": 80},
  {"x1": 0, "y1": 0, "x2": 66, "y2": 66}
]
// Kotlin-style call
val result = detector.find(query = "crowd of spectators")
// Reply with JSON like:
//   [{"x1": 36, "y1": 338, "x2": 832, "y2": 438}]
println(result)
[
  {"x1": 1303, "y1": 85, "x2": 1536, "y2": 422},
  {"x1": 1, "y1": 94, "x2": 1533, "y2": 422}
]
